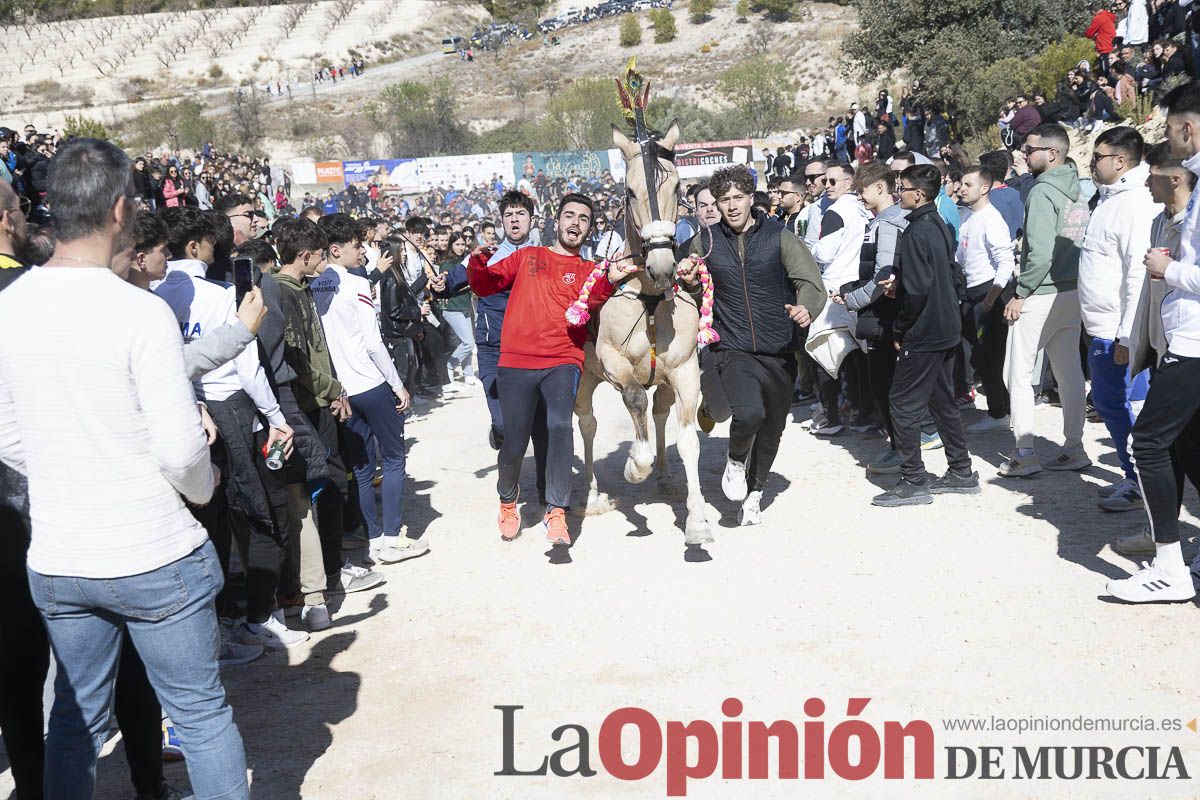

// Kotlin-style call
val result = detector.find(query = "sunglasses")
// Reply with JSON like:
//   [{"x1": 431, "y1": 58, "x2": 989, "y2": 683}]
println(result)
[{"x1": 804, "y1": 174, "x2": 826, "y2": 183}]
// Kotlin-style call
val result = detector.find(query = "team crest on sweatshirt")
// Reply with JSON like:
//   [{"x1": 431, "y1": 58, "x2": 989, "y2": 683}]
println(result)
[{"x1": 563, "y1": 272, "x2": 577, "y2": 285}]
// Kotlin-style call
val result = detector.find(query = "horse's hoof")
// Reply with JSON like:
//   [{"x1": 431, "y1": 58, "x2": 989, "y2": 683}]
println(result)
[
  {"x1": 623, "y1": 459, "x2": 652, "y2": 484},
  {"x1": 684, "y1": 544, "x2": 713, "y2": 563},
  {"x1": 685, "y1": 520, "x2": 715, "y2": 545},
  {"x1": 584, "y1": 492, "x2": 615, "y2": 516}
]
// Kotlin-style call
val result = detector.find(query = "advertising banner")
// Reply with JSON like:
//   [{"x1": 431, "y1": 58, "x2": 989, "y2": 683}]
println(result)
[
  {"x1": 342, "y1": 159, "x2": 420, "y2": 193},
  {"x1": 290, "y1": 161, "x2": 317, "y2": 185},
  {"x1": 673, "y1": 139, "x2": 752, "y2": 179},
  {"x1": 414, "y1": 152, "x2": 514, "y2": 193},
  {"x1": 512, "y1": 150, "x2": 610, "y2": 183},
  {"x1": 314, "y1": 161, "x2": 345, "y2": 184}
]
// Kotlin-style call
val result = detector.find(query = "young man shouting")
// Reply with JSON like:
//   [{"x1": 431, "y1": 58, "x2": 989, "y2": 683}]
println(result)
[{"x1": 468, "y1": 193, "x2": 632, "y2": 546}]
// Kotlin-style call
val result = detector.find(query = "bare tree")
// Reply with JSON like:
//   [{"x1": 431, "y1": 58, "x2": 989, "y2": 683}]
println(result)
[{"x1": 505, "y1": 75, "x2": 531, "y2": 118}]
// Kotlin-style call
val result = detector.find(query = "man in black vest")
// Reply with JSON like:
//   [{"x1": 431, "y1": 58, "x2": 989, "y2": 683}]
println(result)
[
  {"x1": 872, "y1": 164, "x2": 978, "y2": 507},
  {"x1": 677, "y1": 165, "x2": 825, "y2": 525}
]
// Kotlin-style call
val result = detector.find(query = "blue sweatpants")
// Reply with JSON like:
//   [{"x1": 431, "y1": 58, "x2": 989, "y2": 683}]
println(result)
[
  {"x1": 477, "y1": 343, "x2": 503, "y2": 432},
  {"x1": 343, "y1": 382, "x2": 406, "y2": 540},
  {"x1": 1088, "y1": 337, "x2": 1150, "y2": 481}
]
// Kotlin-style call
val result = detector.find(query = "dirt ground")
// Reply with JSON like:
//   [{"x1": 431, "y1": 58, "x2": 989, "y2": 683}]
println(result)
[{"x1": 3, "y1": 379, "x2": 1199, "y2": 799}]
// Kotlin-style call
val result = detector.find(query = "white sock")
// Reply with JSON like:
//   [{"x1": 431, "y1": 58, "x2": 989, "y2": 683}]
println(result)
[
  {"x1": 1154, "y1": 541, "x2": 1188, "y2": 577},
  {"x1": 1017, "y1": 447, "x2": 1035, "y2": 458}
]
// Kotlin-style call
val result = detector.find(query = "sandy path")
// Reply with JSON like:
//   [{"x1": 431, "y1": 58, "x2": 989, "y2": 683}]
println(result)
[{"x1": 4, "y1": 380, "x2": 1198, "y2": 799}]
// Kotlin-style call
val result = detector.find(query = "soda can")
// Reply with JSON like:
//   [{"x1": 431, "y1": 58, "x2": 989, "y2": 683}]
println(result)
[
  {"x1": 262, "y1": 439, "x2": 286, "y2": 470},
  {"x1": 1151, "y1": 247, "x2": 1171, "y2": 281}
]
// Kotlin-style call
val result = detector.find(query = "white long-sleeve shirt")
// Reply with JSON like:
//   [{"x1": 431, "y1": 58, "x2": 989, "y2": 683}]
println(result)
[
  {"x1": 1116, "y1": 2, "x2": 1148, "y2": 44},
  {"x1": 813, "y1": 193, "x2": 872, "y2": 290},
  {"x1": 955, "y1": 202, "x2": 1015, "y2": 290},
  {"x1": 1078, "y1": 163, "x2": 1160, "y2": 342},
  {"x1": 310, "y1": 263, "x2": 405, "y2": 398},
  {"x1": 0, "y1": 267, "x2": 212, "y2": 578},
  {"x1": 1161, "y1": 150, "x2": 1200, "y2": 357},
  {"x1": 154, "y1": 260, "x2": 284, "y2": 427}
]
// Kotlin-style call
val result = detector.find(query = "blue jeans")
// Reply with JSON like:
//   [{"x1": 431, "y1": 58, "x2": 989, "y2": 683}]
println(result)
[
  {"x1": 1088, "y1": 337, "x2": 1150, "y2": 481},
  {"x1": 27, "y1": 541, "x2": 248, "y2": 800},
  {"x1": 443, "y1": 310, "x2": 476, "y2": 377},
  {"x1": 477, "y1": 343, "x2": 503, "y2": 432},
  {"x1": 344, "y1": 381, "x2": 407, "y2": 539}
]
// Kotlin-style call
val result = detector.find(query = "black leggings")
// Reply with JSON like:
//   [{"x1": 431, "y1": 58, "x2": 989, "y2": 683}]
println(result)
[
  {"x1": 867, "y1": 338, "x2": 898, "y2": 442},
  {"x1": 718, "y1": 350, "x2": 797, "y2": 492},
  {"x1": 496, "y1": 365, "x2": 579, "y2": 511}
]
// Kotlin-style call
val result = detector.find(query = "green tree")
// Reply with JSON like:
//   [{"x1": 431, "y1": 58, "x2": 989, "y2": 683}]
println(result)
[
  {"x1": 717, "y1": 55, "x2": 797, "y2": 136},
  {"x1": 118, "y1": 98, "x2": 216, "y2": 153},
  {"x1": 62, "y1": 115, "x2": 110, "y2": 140},
  {"x1": 689, "y1": 0, "x2": 715, "y2": 23},
  {"x1": 844, "y1": 0, "x2": 1089, "y2": 135},
  {"x1": 649, "y1": 8, "x2": 676, "y2": 43},
  {"x1": 619, "y1": 13, "x2": 642, "y2": 46},
  {"x1": 735, "y1": 0, "x2": 750, "y2": 18},
  {"x1": 754, "y1": 0, "x2": 796, "y2": 20},
  {"x1": 541, "y1": 77, "x2": 627, "y2": 150},
  {"x1": 367, "y1": 78, "x2": 472, "y2": 157}
]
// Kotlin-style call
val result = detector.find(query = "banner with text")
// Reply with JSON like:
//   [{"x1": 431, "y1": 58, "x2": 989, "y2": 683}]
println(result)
[{"x1": 674, "y1": 139, "x2": 753, "y2": 179}]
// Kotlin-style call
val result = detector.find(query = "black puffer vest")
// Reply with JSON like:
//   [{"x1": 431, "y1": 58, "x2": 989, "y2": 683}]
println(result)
[{"x1": 705, "y1": 210, "x2": 793, "y2": 354}]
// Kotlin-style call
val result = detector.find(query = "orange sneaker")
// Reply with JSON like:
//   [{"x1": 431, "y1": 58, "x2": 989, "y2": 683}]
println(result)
[
  {"x1": 498, "y1": 499, "x2": 520, "y2": 541},
  {"x1": 543, "y1": 507, "x2": 570, "y2": 545}
]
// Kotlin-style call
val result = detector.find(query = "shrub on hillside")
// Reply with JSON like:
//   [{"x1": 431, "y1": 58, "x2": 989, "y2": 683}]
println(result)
[
  {"x1": 690, "y1": 0, "x2": 715, "y2": 23},
  {"x1": 619, "y1": 14, "x2": 642, "y2": 46},
  {"x1": 649, "y1": 8, "x2": 676, "y2": 43},
  {"x1": 736, "y1": 0, "x2": 750, "y2": 19}
]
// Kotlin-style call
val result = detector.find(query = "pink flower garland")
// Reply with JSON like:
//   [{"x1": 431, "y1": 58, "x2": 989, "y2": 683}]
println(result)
[{"x1": 563, "y1": 258, "x2": 721, "y2": 346}]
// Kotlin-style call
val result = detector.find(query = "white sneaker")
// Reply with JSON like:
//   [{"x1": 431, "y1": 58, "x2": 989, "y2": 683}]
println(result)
[
  {"x1": 239, "y1": 615, "x2": 310, "y2": 649},
  {"x1": 966, "y1": 415, "x2": 1009, "y2": 434},
  {"x1": 463, "y1": 375, "x2": 479, "y2": 386},
  {"x1": 738, "y1": 491, "x2": 763, "y2": 526},
  {"x1": 998, "y1": 453, "x2": 1042, "y2": 477},
  {"x1": 1044, "y1": 447, "x2": 1092, "y2": 471},
  {"x1": 218, "y1": 619, "x2": 263, "y2": 667},
  {"x1": 721, "y1": 456, "x2": 748, "y2": 502},
  {"x1": 301, "y1": 603, "x2": 332, "y2": 632},
  {"x1": 1106, "y1": 559, "x2": 1197, "y2": 603},
  {"x1": 327, "y1": 560, "x2": 385, "y2": 594},
  {"x1": 369, "y1": 536, "x2": 430, "y2": 564},
  {"x1": 1113, "y1": 524, "x2": 1155, "y2": 557}
]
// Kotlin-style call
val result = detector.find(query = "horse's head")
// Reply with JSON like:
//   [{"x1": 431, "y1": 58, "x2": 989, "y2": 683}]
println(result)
[{"x1": 613, "y1": 120, "x2": 680, "y2": 293}]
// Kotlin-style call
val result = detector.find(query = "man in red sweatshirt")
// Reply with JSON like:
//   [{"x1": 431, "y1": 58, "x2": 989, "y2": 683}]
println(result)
[
  {"x1": 1085, "y1": 1, "x2": 1116, "y2": 77},
  {"x1": 468, "y1": 193, "x2": 633, "y2": 546}
]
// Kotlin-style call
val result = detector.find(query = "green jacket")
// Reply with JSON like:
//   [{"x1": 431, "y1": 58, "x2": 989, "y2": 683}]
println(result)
[
  {"x1": 1017, "y1": 164, "x2": 1089, "y2": 298},
  {"x1": 439, "y1": 258, "x2": 473, "y2": 314},
  {"x1": 274, "y1": 271, "x2": 342, "y2": 411}
]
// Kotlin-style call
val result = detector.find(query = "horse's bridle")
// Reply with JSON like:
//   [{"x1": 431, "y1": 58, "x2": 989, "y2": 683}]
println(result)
[{"x1": 628, "y1": 135, "x2": 677, "y2": 256}]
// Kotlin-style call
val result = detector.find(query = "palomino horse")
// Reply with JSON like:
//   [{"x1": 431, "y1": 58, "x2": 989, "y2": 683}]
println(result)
[{"x1": 573, "y1": 121, "x2": 714, "y2": 553}]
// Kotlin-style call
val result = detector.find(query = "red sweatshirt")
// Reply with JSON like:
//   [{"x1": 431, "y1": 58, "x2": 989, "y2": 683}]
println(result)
[
  {"x1": 467, "y1": 246, "x2": 616, "y2": 370},
  {"x1": 1085, "y1": 10, "x2": 1115, "y2": 54}
]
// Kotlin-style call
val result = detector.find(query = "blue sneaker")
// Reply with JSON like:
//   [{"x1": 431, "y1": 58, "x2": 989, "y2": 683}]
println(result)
[
  {"x1": 161, "y1": 719, "x2": 184, "y2": 762},
  {"x1": 920, "y1": 431, "x2": 943, "y2": 451}
]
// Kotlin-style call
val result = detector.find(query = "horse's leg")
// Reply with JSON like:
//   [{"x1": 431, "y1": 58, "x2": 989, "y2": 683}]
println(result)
[
  {"x1": 652, "y1": 384, "x2": 678, "y2": 493},
  {"x1": 620, "y1": 380, "x2": 655, "y2": 484},
  {"x1": 575, "y1": 363, "x2": 611, "y2": 515},
  {"x1": 673, "y1": 359, "x2": 713, "y2": 544}
]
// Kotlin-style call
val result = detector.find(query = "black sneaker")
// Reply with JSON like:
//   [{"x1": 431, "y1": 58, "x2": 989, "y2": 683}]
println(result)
[
  {"x1": 871, "y1": 479, "x2": 933, "y2": 507},
  {"x1": 929, "y1": 469, "x2": 981, "y2": 495}
]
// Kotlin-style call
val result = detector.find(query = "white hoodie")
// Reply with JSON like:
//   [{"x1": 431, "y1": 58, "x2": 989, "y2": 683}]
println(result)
[
  {"x1": 813, "y1": 193, "x2": 872, "y2": 291},
  {"x1": 1161, "y1": 150, "x2": 1200, "y2": 358},
  {"x1": 1078, "y1": 162, "x2": 1160, "y2": 342}
]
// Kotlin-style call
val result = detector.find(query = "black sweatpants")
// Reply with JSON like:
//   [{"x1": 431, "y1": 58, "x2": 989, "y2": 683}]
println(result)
[
  {"x1": 717, "y1": 350, "x2": 797, "y2": 492},
  {"x1": 963, "y1": 283, "x2": 1010, "y2": 419},
  {"x1": 115, "y1": 630, "x2": 167, "y2": 798},
  {"x1": 890, "y1": 347, "x2": 972, "y2": 482},
  {"x1": 867, "y1": 337, "x2": 898, "y2": 442},
  {"x1": 1131, "y1": 353, "x2": 1200, "y2": 545},
  {"x1": 207, "y1": 391, "x2": 290, "y2": 624},
  {"x1": 496, "y1": 365, "x2": 579, "y2": 511},
  {"x1": 307, "y1": 405, "x2": 348, "y2": 568}
]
